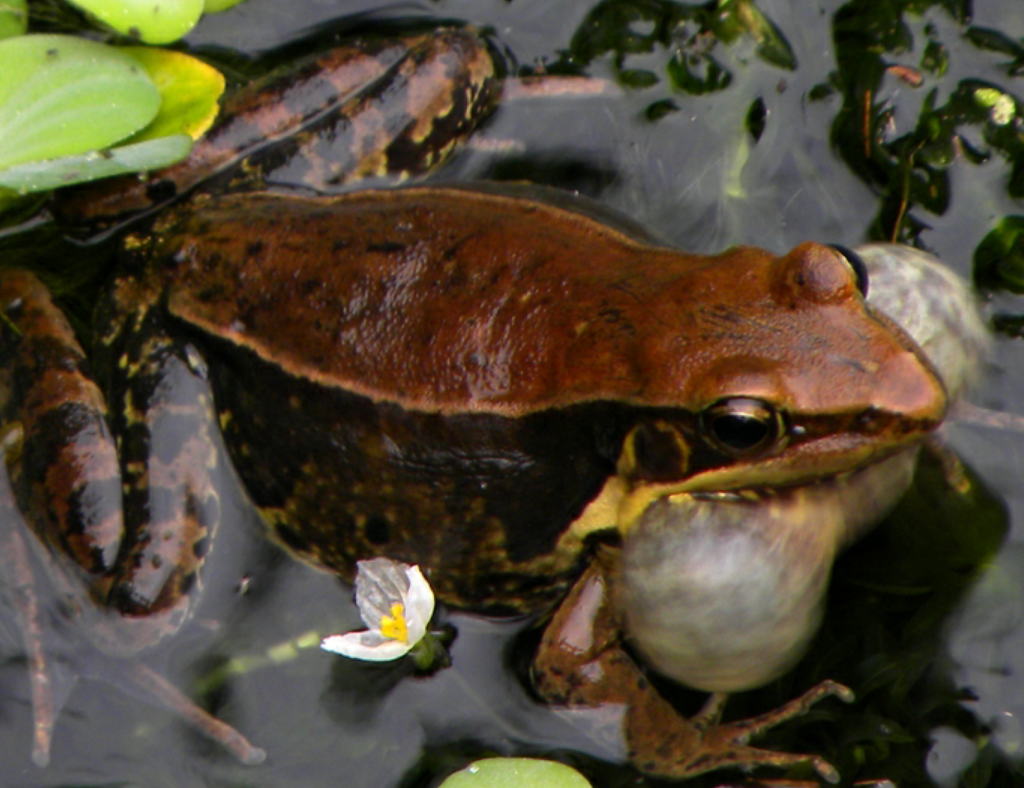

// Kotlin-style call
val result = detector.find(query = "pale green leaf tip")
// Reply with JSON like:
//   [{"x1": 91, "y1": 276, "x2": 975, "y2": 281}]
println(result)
[{"x1": 65, "y1": 0, "x2": 204, "y2": 44}]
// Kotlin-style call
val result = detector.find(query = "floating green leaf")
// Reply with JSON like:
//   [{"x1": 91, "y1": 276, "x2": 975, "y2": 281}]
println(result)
[
  {"x1": 65, "y1": 0, "x2": 204, "y2": 44},
  {"x1": 439, "y1": 759, "x2": 592, "y2": 788},
  {"x1": 0, "y1": 35, "x2": 160, "y2": 171},
  {"x1": 0, "y1": 0, "x2": 27, "y2": 39},
  {"x1": 0, "y1": 134, "x2": 191, "y2": 193},
  {"x1": 120, "y1": 47, "x2": 225, "y2": 142}
]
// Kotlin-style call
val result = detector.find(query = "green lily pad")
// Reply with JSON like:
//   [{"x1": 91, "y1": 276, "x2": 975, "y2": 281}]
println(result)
[
  {"x1": 0, "y1": 0, "x2": 27, "y2": 39},
  {"x1": 65, "y1": 0, "x2": 204, "y2": 44},
  {"x1": 0, "y1": 35, "x2": 160, "y2": 171},
  {"x1": 0, "y1": 134, "x2": 191, "y2": 193},
  {"x1": 121, "y1": 46, "x2": 225, "y2": 141},
  {"x1": 439, "y1": 758, "x2": 592, "y2": 788}
]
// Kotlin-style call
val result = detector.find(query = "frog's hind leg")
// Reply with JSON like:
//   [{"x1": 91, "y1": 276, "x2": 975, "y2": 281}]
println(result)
[
  {"x1": 92, "y1": 277, "x2": 266, "y2": 763},
  {"x1": 0, "y1": 269, "x2": 125, "y2": 597},
  {"x1": 0, "y1": 450, "x2": 265, "y2": 766},
  {"x1": 533, "y1": 562, "x2": 852, "y2": 782},
  {"x1": 0, "y1": 269, "x2": 263, "y2": 764},
  {"x1": 0, "y1": 268, "x2": 122, "y2": 765}
]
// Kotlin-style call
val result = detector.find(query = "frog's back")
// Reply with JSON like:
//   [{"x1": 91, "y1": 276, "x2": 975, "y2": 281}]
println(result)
[{"x1": 152, "y1": 188, "x2": 822, "y2": 415}]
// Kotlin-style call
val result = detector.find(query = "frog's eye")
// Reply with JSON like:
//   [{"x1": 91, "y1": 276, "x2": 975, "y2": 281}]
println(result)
[
  {"x1": 700, "y1": 397, "x2": 782, "y2": 456},
  {"x1": 830, "y1": 244, "x2": 869, "y2": 298}
]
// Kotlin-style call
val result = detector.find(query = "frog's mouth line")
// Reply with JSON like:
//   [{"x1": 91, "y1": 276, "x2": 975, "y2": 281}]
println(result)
[
  {"x1": 686, "y1": 452, "x2": 910, "y2": 503},
  {"x1": 617, "y1": 441, "x2": 923, "y2": 540}
]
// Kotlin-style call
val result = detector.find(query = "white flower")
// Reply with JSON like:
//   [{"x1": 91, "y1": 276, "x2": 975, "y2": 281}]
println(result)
[{"x1": 321, "y1": 558, "x2": 435, "y2": 661}]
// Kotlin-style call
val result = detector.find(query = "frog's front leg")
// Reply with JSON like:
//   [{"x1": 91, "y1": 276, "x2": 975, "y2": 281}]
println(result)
[
  {"x1": 0, "y1": 269, "x2": 262, "y2": 764},
  {"x1": 533, "y1": 561, "x2": 850, "y2": 782}
]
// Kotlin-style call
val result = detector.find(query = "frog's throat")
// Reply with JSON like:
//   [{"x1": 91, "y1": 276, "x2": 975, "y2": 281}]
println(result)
[{"x1": 617, "y1": 450, "x2": 919, "y2": 692}]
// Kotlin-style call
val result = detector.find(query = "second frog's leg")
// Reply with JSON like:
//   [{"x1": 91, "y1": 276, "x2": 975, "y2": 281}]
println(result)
[
  {"x1": 245, "y1": 27, "x2": 502, "y2": 191},
  {"x1": 53, "y1": 28, "x2": 502, "y2": 234},
  {"x1": 533, "y1": 561, "x2": 852, "y2": 782}
]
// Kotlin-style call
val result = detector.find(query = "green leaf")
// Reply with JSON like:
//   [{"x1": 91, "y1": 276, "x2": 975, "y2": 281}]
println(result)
[
  {"x1": 974, "y1": 215, "x2": 1024, "y2": 293},
  {"x1": 64, "y1": 0, "x2": 204, "y2": 44},
  {"x1": 0, "y1": 0, "x2": 27, "y2": 40},
  {"x1": 0, "y1": 35, "x2": 160, "y2": 170},
  {"x1": 0, "y1": 135, "x2": 192, "y2": 193},
  {"x1": 120, "y1": 47, "x2": 225, "y2": 142},
  {"x1": 439, "y1": 759, "x2": 592, "y2": 788}
]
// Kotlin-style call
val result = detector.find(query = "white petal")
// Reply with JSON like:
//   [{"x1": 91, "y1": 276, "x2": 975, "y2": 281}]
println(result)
[
  {"x1": 402, "y1": 565, "x2": 435, "y2": 644},
  {"x1": 320, "y1": 631, "x2": 412, "y2": 661},
  {"x1": 354, "y1": 558, "x2": 411, "y2": 626}
]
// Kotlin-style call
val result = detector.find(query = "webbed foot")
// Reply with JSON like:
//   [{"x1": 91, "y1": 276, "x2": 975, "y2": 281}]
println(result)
[
  {"x1": 624, "y1": 682, "x2": 851, "y2": 782},
  {"x1": 533, "y1": 563, "x2": 852, "y2": 781}
]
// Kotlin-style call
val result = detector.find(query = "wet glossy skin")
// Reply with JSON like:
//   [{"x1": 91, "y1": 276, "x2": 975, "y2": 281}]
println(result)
[
  {"x1": 113, "y1": 187, "x2": 944, "y2": 616},
  {"x1": 0, "y1": 27, "x2": 951, "y2": 781}
]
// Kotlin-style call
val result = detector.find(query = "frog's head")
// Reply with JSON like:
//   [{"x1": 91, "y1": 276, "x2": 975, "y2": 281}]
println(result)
[
  {"x1": 605, "y1": 242, "x2": 950, "y2": 693},
  {"x1": 612, "y1": 241, "x2": 947, "y2": 522}
]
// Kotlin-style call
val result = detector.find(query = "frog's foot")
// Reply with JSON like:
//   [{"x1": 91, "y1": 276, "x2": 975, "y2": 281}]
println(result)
[
  {"x1": 624, "y1": 683, "x2": 852, "y2": 782},
  {"x1": 533, "y1": 563, "x2": 851, "y2": 782},
  {"x1": 124, "y1": 662, "x2": 266, "y2": 765},
  {"x1": 0, "y1": 552, "x2": 266, "y2": 766},
  {"x1": 502, "y1": 76, "x2": 618, "y2": 100},
  {"x1": 0, "y1": 459, "x2": 264, "y2": 766}
]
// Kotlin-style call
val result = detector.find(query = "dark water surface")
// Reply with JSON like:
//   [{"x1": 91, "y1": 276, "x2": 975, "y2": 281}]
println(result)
[{"x1": 2, "y1": 1, "x2": 1024, "y2": 787}]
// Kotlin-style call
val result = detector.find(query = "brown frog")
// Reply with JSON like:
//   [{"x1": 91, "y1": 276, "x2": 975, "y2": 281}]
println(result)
[{"x1": 0, "y1": 26, "x2": 949, "y2": 781}]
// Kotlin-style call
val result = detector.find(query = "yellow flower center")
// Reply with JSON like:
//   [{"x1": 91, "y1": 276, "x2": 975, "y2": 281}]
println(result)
[{"x1": 380, "y1": 602, "x2": 408, "y2": 643}]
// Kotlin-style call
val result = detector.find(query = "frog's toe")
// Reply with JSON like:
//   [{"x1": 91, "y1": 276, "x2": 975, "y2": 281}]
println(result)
[
  {"x1": 0, "y1": 454, "x2": 263, "y2": 766},
  {"x1": 123, "y1": 662, "x2": 266, "y2": 765}
]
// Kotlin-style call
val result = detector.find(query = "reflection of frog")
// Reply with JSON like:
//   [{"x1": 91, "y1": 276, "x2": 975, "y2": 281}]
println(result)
[{"x1": 0, "y1": 27, "x2": 949, "y2": 780}]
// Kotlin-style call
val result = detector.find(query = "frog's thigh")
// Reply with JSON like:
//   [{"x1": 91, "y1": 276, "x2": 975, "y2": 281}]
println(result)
[
  {"x1": 532, "y1": 563, "x2": 847, "y2": 781},
  {"x1": 102, "y1": 310, "x2": 222, "y2": 625},
  {"x1": 0, "y1": 269, "x2": 124, "y2": 576}
]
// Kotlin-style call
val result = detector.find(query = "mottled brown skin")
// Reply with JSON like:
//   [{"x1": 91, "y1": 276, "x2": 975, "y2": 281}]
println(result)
[
  {"x1": 0, "y1": 26, "x2": 950, "y2": 781},
  {"x1": 54, "y1": 28, "x2": 501, "y2": 233},
  {"x1": 0, "y1": 270, "x2": 220, "y2": 630},
  {"x1": 99, "y1": 187, "x2": 945, "y2": 620}
]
